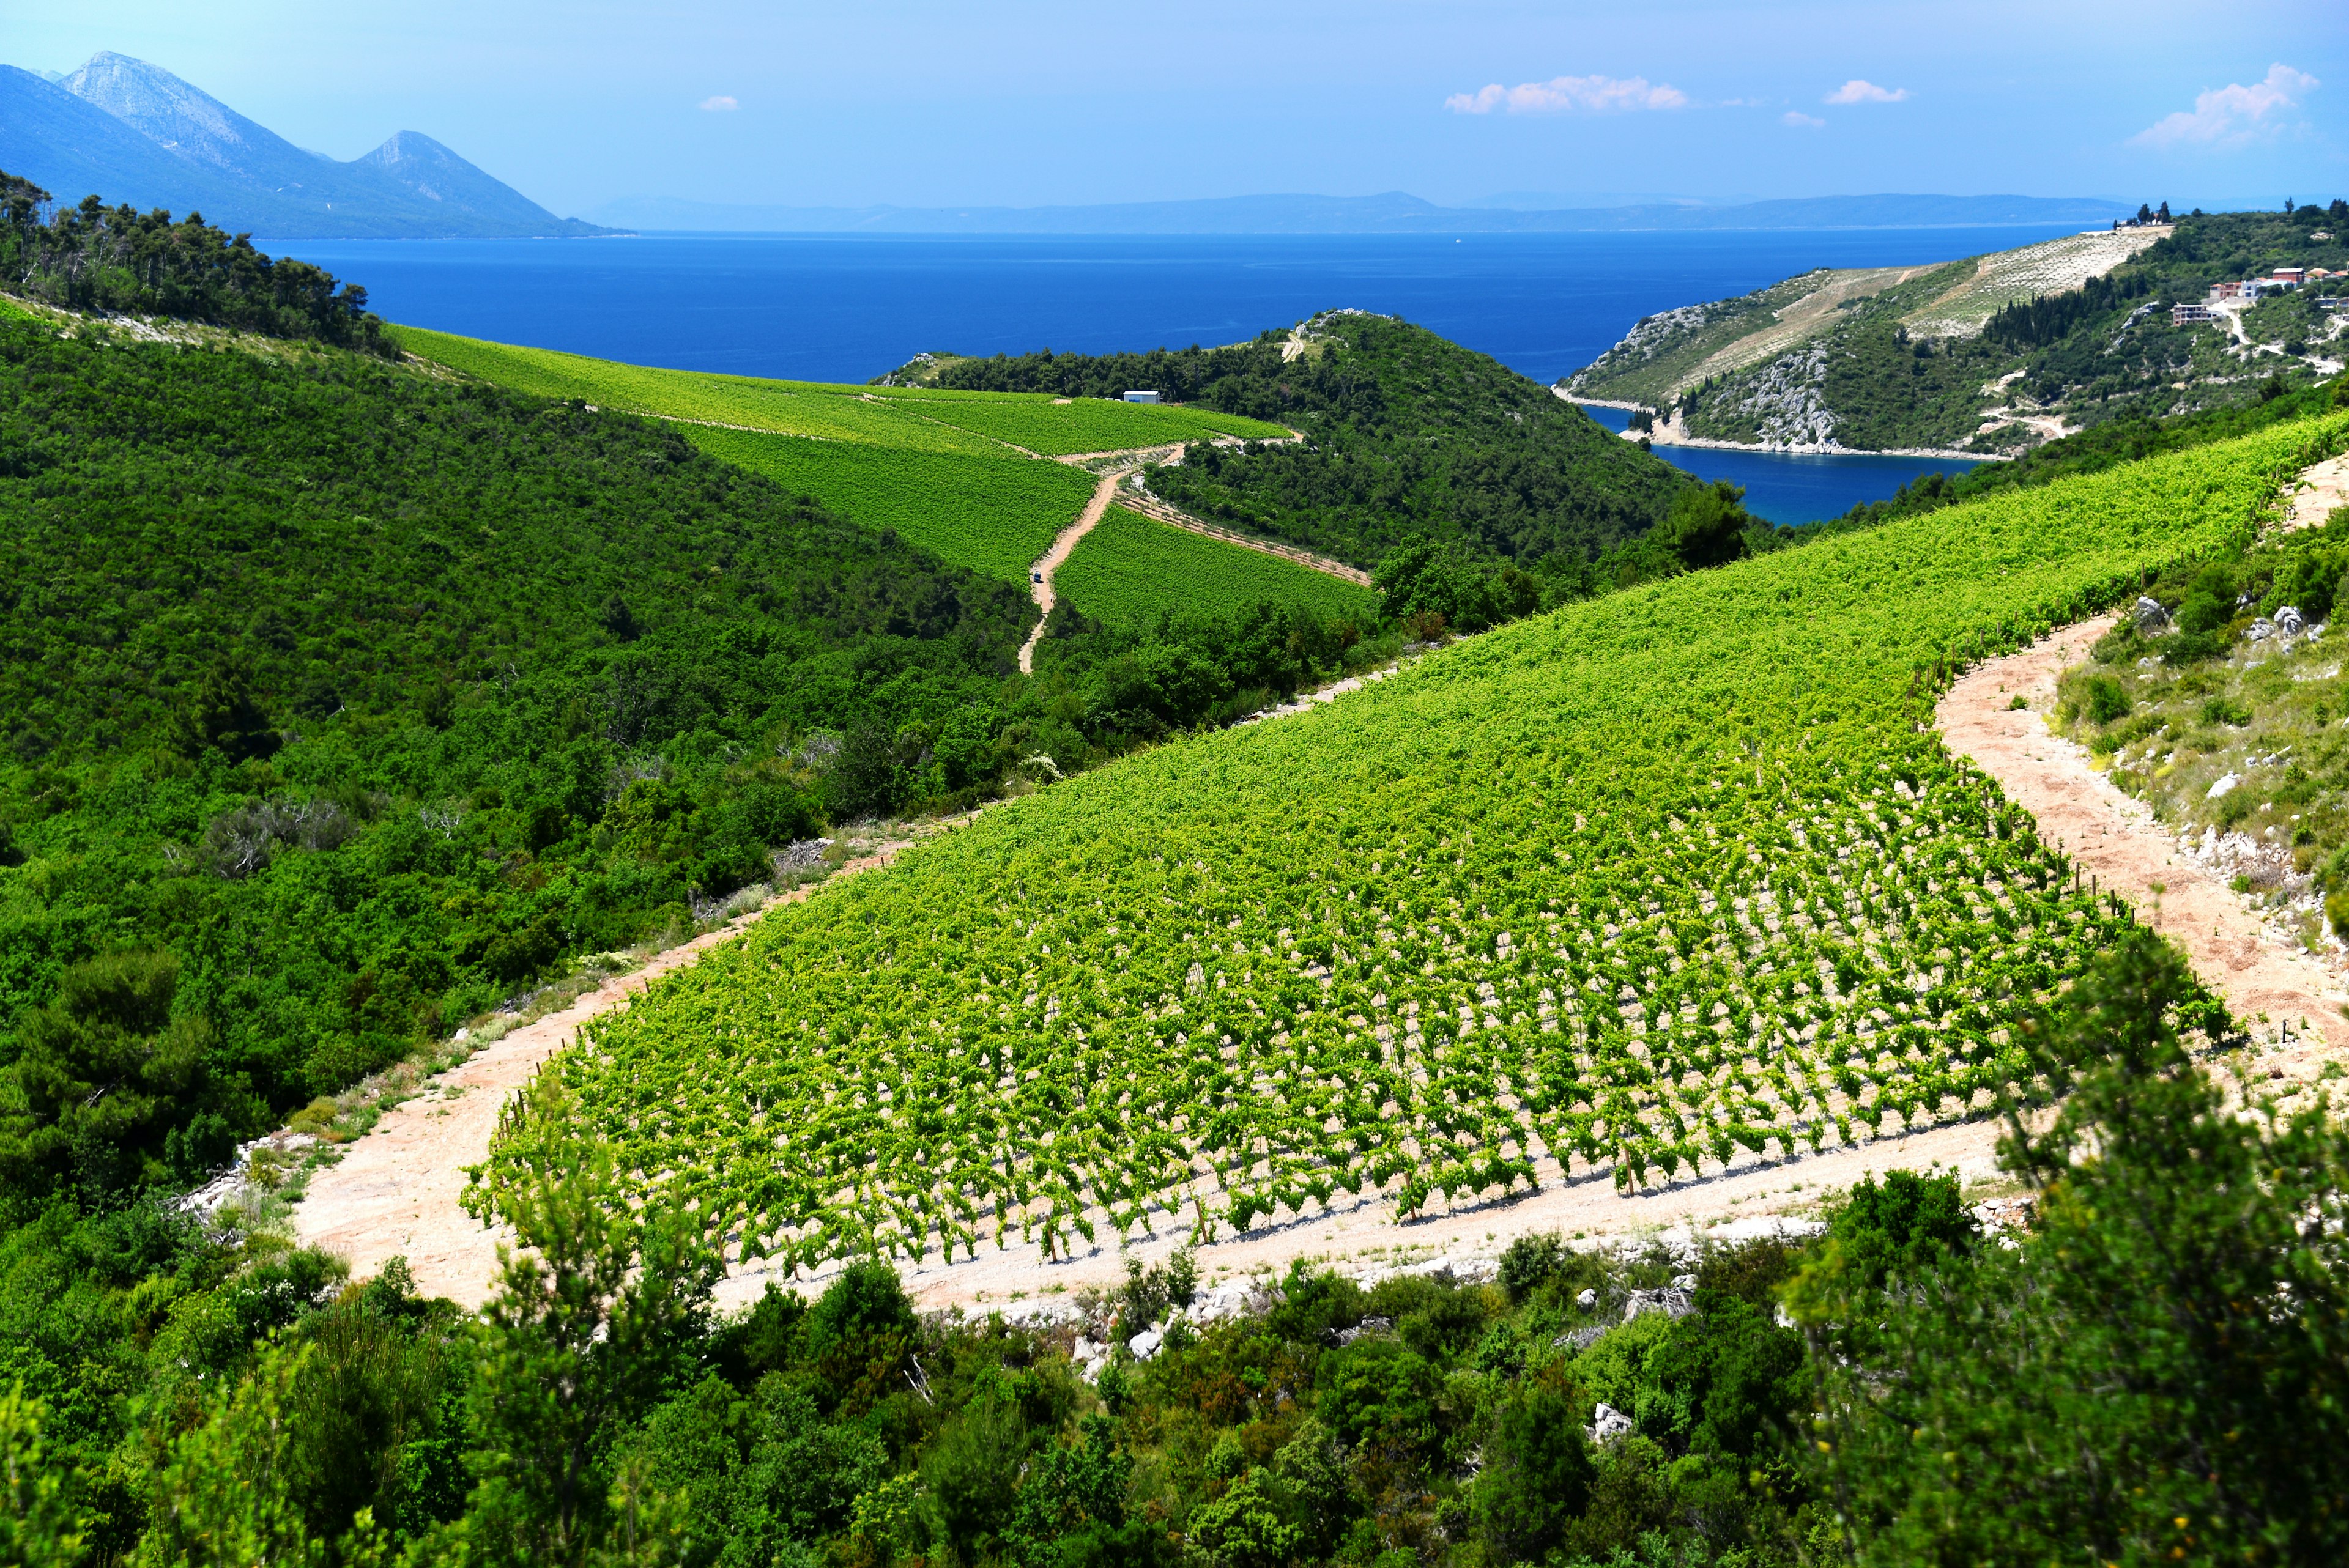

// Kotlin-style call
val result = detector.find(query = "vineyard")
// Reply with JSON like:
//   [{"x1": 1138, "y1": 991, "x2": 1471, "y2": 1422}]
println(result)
[
  {"x1": 391, "y1": 326, "x2": 1288, "y2": 454},
  {"x1": 684, "y1": 425, "x2": 1098, "y2": 587},
  {"x1": 1055, "y1": 504, "x2": 1378, "y2": 628},
  {"x1": 389, "y1": 326, "x2": 1288, "y2": 590},
  {"x1": 488, "y1": 410, "x2": 2345, "y2": 1274}
]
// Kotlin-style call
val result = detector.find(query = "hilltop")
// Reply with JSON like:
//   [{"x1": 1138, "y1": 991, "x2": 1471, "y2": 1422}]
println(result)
[
  {"x1": 925, "y1": 312, "x2": 1692, "y2": 571},
  {"x1": 1568, "y1": 207, "x2": 2349, "y2": 454}
]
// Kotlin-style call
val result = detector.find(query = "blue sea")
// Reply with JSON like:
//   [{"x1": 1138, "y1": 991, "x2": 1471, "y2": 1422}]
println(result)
[{"x1": 289, "y1": 227, "x2": 2077, "y2": 527}]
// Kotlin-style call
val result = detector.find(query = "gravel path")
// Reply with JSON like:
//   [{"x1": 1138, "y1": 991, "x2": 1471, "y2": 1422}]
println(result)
[
  {"x1": 1937, "y1": 613, "x2": 2349, "y2": 1082},
  {"x1": 290, "y1": 837, "x2": 921, "y2": 1306}
]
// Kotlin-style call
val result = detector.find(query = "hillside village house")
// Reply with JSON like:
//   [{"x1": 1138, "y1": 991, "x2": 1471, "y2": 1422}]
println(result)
[{"x1": 2172, "y1": 301, "x2": 2221, "y2": 325}]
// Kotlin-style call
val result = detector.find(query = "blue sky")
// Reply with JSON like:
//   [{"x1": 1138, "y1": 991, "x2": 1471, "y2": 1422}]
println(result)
[{"x1": 6, "y1": 0, "x2": 2341, "y2": 215}]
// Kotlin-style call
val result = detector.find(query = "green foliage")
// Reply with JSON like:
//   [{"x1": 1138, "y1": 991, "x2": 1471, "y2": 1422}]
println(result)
[
  {"x1": 1473, "y1": 1381, "x2": 1597, "y2": 1562},
  {"x1": 453, "y1": 1073, "x2": 727, "y2": 1566},
  {"x1": 0, "y1": 1386, "x2": 85, "y2": 1566},
  {"x1": 1057, "y1": 508, "x2": 1376, "y2": 629},
  {"x1": 960, "y1": 314, "x2": 1690, "y2": 571},
  {"x1": 1805, "y1": 374, "x2": 2349, "y2": 541},
  {"x1": 494, "y1": 413, "x2": 2331, "y2": 1273},
  {"x1": 0, "y1": 312, "x2": 1033, "y2": 1205},
  {"x1": 1810, "y1": 928, "x2": 2349, "y2": 1564},
  {"x1": 685, "y1": 424, "x2": 1098, "y2": 587},
  {"x1": 1655, "y1": 481, "x2": 1753, "y2": 570},
  {"x1": 0, "y1": 170, "x2": 391, "y2": 356}
]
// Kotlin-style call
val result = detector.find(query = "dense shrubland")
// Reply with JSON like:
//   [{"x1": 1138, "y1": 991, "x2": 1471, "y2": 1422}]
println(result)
[{"x1": 935, "y1": 315, "x2": 1691, "y2": 572}]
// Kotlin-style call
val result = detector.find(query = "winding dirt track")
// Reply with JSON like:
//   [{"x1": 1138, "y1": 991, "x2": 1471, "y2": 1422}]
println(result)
[
  {"x1": 1938, "y1": 615, "x2": 2349, "y2": 1080},
  {"x1": 291, "y1": 838, "x2": 920, "y2": 1306},
  {"x1": 296, "y1": 464, "x2": 2349, "y2": 1314},
  {"x1": 1017, "y1": 465, "x2": 1134, "y2": 674}
]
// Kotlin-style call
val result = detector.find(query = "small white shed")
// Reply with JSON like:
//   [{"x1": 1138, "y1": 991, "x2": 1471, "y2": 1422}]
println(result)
[{"x1": 1121, "y1": 390, "x2": 1161, "y2": 404}]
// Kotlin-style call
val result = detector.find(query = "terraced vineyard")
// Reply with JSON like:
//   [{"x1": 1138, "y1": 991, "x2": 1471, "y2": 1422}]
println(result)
[
  {"x1": 1056, "y1": 505, "x2": 1378, "y2": 628},
  {"x1": 488, "y1": 414, "x2": 2344, "y2": 1272}
]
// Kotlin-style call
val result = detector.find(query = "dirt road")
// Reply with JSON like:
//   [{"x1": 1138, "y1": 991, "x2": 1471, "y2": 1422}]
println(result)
[
  {"x1": 291, "y1": 837, "x2": 921, "y2": 1306},
  {"x1": 1937, "y1": 614, "x2": 2349, "y2": 1082},
  {"x1": 1017, "y1": 464, "x2": 1135, "y2": 674}
]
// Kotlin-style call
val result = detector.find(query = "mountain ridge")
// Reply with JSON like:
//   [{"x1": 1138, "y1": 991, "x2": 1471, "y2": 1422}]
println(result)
[
  {"x1": 585, "y1": 190, "x2": 2137, "y2": 235},
  {"x1": 0, "y1": 51, "x2": 604, "y2": 239}
]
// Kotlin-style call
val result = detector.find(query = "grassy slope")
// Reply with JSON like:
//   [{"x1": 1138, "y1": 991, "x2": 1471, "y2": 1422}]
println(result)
[
  {"x1": 685, "y1": 425, "x2": 1097, "y2": 587},
  {"x1": 497, "y1": 412, "x2": 2345, "y2": 1267},
  {"x1": 1056, "y1": 506, "x2": 1378, "y2": 629},
  {"x1": 390, "y1": 326, "x2": 1286, "y2": 586},
  {"x1": 0, "y1": 316, "x2": 1031, "y2": 1166}
]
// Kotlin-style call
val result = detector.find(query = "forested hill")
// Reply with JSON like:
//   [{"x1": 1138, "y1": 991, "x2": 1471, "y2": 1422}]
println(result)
[
  {"x1": 0, "y1": 313, "x2": 1033, "y2": 1197},
  {"x1": 923, "y1": 312, "x2": 1691, "y2": 569}
]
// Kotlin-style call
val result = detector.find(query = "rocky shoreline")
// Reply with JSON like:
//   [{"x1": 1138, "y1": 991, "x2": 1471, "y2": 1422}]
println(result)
[{"x1": 1554, "y1": 390, "x2": 2008, "y2": 464}]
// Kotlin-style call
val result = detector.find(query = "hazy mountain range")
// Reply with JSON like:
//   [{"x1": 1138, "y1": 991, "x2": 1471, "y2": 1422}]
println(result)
[
  {"x1": 0, "y1": 53, "x2": 603, "y2": 239},
  {"x1": 586, "y1": 191, "x2": 2141, "y2": 235},
  {"x1": 0, "y1": 54, "x2": 2143, "y2": 243}
]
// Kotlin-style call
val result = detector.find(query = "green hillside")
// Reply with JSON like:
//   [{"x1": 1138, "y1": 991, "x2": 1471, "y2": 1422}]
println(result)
[
  {"x1": 0, "y1": 311, "x2": 1042, "y2": 1199},
  {"x1": 391, "y1": 327, "x2": 1290, "y2": 590},
  {"x1": 1057, "y1": 506, "x2": 1377, "y2": 629},
  {"x1": 932, "y1": 312, "x2": 1693, "y2": 569},
  {"x1": 1568, "y1": 206, "x2": 2349, "y2": 453},
  {"x1": 495, "y1": 409, "x2": 2340, "y2": 1268},
  {"x1": 682, "y1": 423, "x2": 1098, "y2": 587}
]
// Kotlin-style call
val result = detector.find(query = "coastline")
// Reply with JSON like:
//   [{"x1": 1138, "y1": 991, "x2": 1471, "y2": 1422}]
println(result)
[{"x1": 1554, "y1": 390, "x2": 2008, "y2": 464}]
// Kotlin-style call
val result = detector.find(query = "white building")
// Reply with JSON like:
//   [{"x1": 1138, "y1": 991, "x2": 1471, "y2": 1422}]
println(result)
[{"x1": 1122, "y1": 390, "x2": 1162, "y2": 404}]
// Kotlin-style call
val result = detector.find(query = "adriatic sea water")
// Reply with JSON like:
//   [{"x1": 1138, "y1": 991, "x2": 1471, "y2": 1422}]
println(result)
[{"x1": 287, "y1": 227, "x2": 2076, "y2": 526}]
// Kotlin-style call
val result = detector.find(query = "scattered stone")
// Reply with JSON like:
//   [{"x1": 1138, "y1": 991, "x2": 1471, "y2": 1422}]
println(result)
[
  {"x1": 1623, "y1": 1287, "x2": 1696, "y2": 1323},
  {"x1": 2131, "y1": 596, "x2": 2173, "y2": 634},
  {"x1": 1592, "y1": 1403, "x2": 1636, "y2": 1443},
  {"x1": 773, "y1": 837, "x2": 835, "y2": 871},
  {"x1": 1576, "y1": 1287, "x2": 1598, "y2": 1310},
  {"x1": 2277, "y1": 605, "x2": 2305, "y2": 636},
  {"x1": 1670, "y1": 1274, "x2": 1697, "y2": 1290},
  {"x1": 1127, "y1": 1326, "x2": 1164, "y2": 1360},
  {"x1": 2207, "y1": 773, "x2": 2241, "y2": 801},
  {"x1": 1554, "y1": 1323, "x2": 1611, "y2": 1352}
]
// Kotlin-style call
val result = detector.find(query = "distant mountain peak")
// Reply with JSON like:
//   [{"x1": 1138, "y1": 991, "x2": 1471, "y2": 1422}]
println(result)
[
  {"x1": 61, "y1": 51, "x2": 306, "y2": 180},
  {"x1": 4, "y1": 51, "x2": 604, "y2": 239}
]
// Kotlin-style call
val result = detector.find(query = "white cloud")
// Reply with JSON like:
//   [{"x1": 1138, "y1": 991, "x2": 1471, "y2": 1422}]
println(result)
[
  {"x1": 1783, "y1": 111, "x2": 1825, "y2": 128},
  {"x1": 1445, "y1": 74, "x2": 1688, "y2": 115},
  {"x1": 1825, "y1": 79, "x2": 1907, "y2": 104},
  {"x1": 699, "y1": 95, "x2": 739, "y2": 113},
  {"x1": 2131, "y1": 63, "x2": 2318, "y2": 150}
]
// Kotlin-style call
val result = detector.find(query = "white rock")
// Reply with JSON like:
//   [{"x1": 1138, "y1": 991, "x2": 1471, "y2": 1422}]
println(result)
[
  {"x1": 1670, "y1": 1274, "x2": 1697, "y2": 1290},
  {"x1": 2208, "y1": 774, "x2": 2241, "y2": 801},
  {"x1": 1073, "y1": 1336, "x2": 1099, "y2": 1361},
  {"x1": 1576, "y1": 1287, "x2": 1598, "y2": 1310},
  {"x1": 1082, "y1": 1356, "x2": 1107, "y2": 1383},
  {"x1": 2277, "y1": 605, "x2": 2305, "y2": 635},
  {"x1": 1592, "y1": 1403, "x2": 1636, "y2": 1443},
  {"x1": 1623, "y1": 1287, "x2": 1696, "y2": 1323},
  {"x1": 1128, "y1": 1327, "x2": 1164, "y2": 1360}
]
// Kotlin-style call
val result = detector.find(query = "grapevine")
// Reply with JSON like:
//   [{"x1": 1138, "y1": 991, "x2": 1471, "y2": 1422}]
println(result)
[{"x1": 486, "y1": 415, "x2": 2343, "y2": 1272}]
